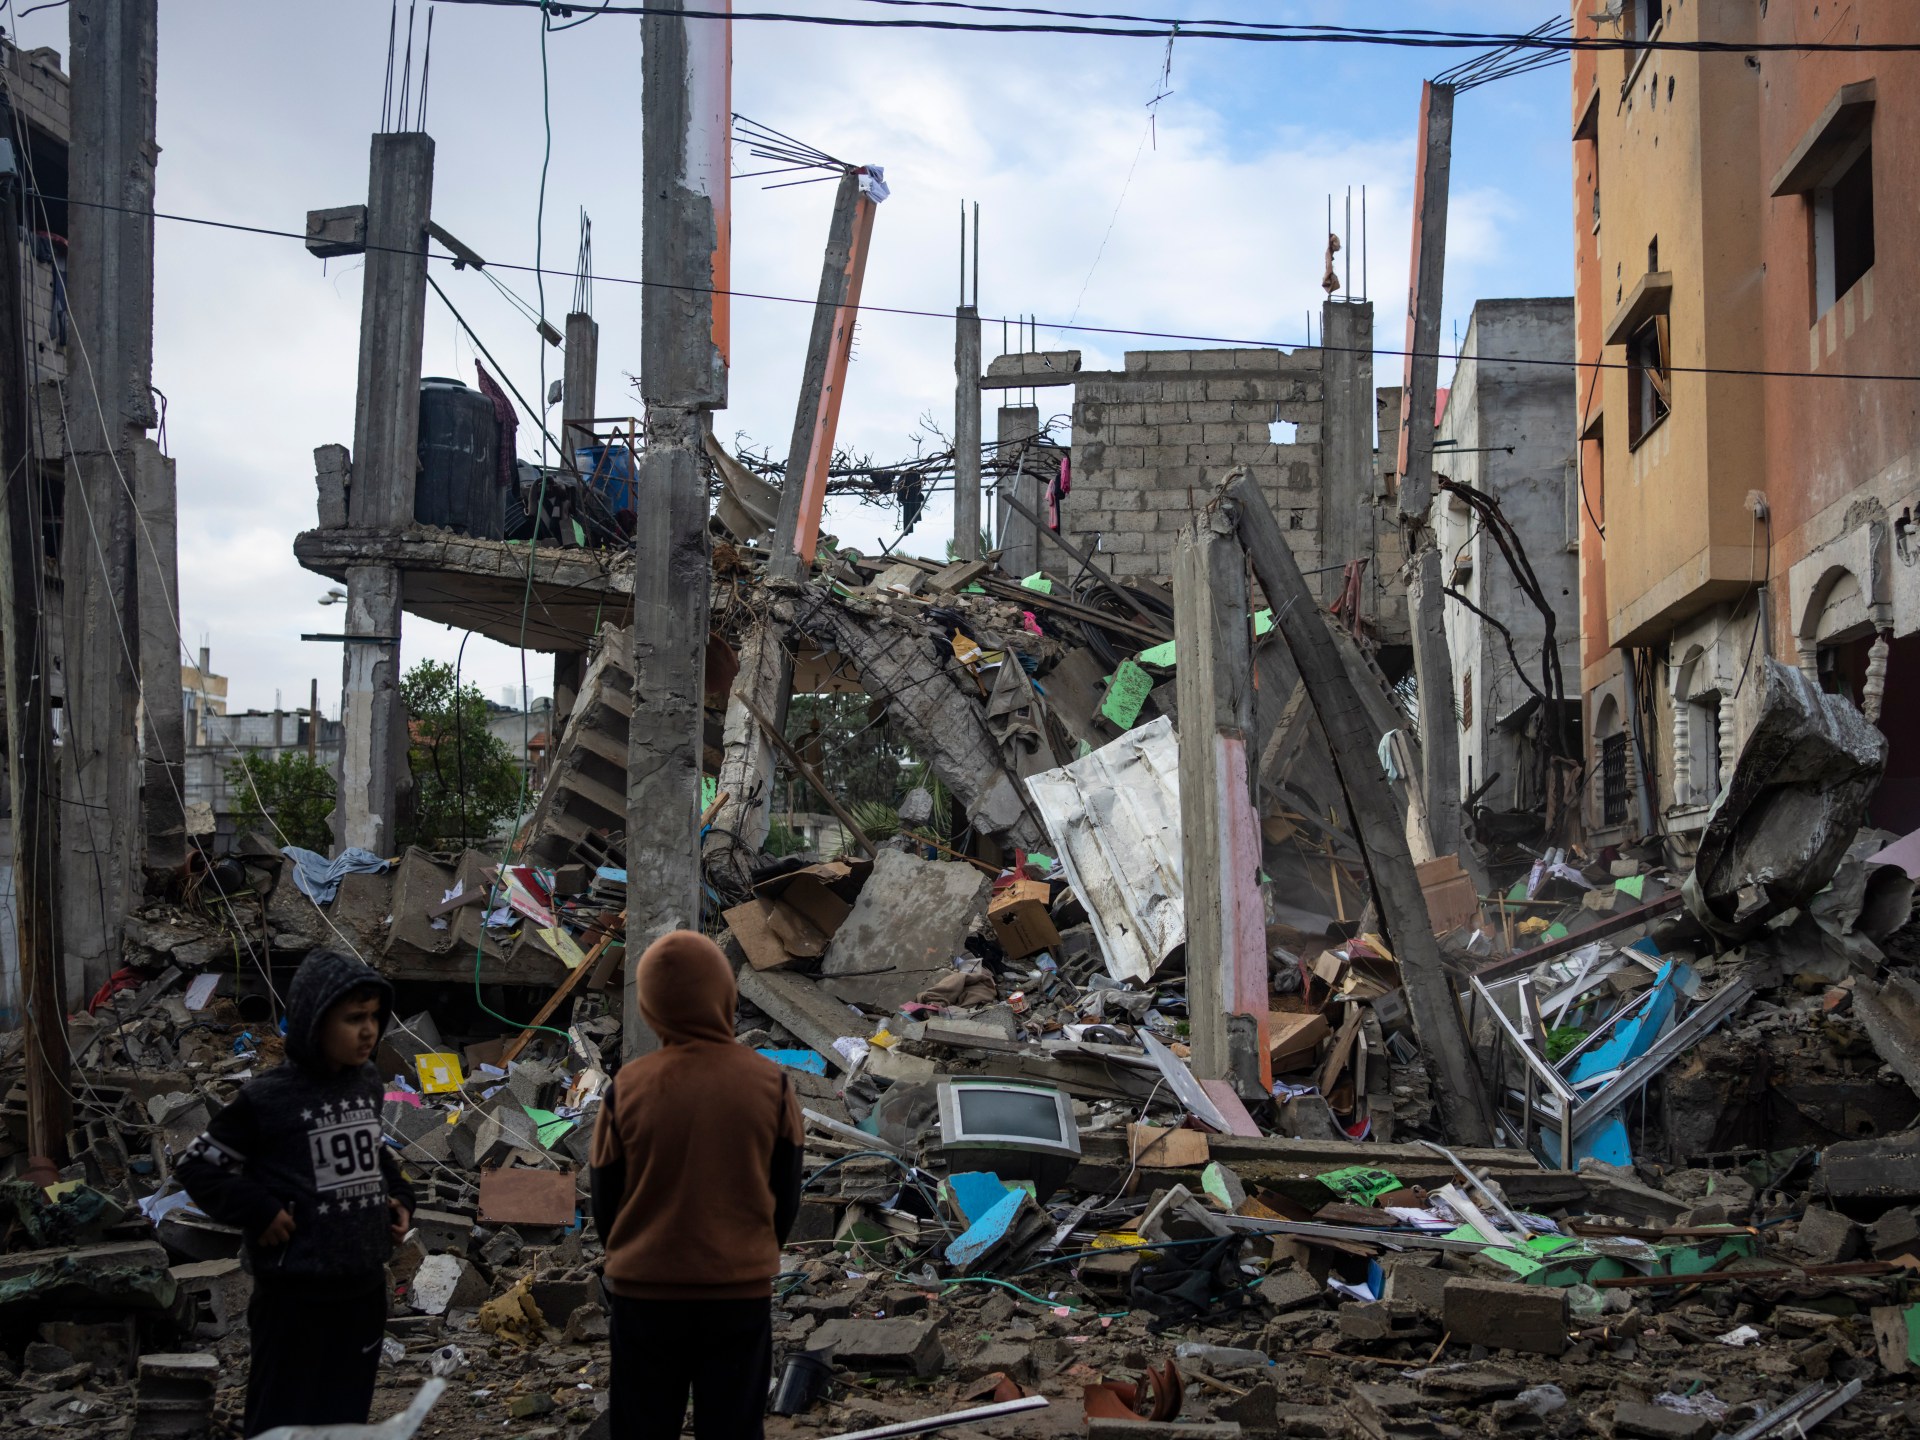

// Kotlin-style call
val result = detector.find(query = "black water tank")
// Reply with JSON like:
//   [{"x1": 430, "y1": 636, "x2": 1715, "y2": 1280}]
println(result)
[{"x1": 416, "y1": 376, "x2": 502, "y2": 539}]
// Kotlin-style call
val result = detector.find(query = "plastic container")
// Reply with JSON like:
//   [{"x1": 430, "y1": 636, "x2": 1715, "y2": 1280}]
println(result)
[
  {"x1": 770, "y1": 1349, "x2": 834, "y2": 1415},
  {"x1": 416, "y1": 377, "x2": 502, "y2": 539}
]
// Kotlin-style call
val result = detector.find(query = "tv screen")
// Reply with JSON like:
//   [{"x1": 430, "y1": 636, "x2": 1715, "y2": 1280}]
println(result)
[{"x1": 955, "y1": 1087, "x2": 1064, "y2": 1143}]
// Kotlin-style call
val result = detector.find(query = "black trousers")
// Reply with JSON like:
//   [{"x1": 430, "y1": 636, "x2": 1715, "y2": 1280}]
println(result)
[
  {"x1": 608, "y1": 1295, "x2": 773, "y2": 1440},
  {"x1": 243, "y1": 1279, "x2": 386, "y2": 1437}
]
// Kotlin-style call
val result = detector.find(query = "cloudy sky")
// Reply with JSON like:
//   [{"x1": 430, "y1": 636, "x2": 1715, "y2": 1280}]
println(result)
[{"x1": 6, "y1": 0, "x2": 1571, "y2": 714}]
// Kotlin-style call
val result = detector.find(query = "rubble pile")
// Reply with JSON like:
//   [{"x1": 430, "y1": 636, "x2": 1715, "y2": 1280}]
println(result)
[{"x1": 6, "y1": 547, "x2": 1920, "y2": 1439}]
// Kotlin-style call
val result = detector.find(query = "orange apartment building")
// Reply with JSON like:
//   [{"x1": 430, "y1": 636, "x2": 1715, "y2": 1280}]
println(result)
[{"x1": 1572, "y1": 0, "x2": 1920, "y2": 851}]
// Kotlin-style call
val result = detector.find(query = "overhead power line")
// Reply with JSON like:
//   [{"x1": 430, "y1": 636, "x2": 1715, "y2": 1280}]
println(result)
[
  {"x1": 38, "y1": 189, "x2": 1920, "y2": 388},
  {"x1": 432, "y1": 0, "x2": 1920, "y2": 54}
]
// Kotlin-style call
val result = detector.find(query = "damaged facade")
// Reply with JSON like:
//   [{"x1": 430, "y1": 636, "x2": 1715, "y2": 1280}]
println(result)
[{"x1": 1573, "y1": 4, "x2": 1920, "y2": 848}]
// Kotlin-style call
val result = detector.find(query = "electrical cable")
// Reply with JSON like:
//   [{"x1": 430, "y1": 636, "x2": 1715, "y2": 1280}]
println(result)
[
  {"x1": 34, "y1": 188, "x2": 1920, "y2": 390},
  {"x1": 431, "y1": 0, "x2": 1920, "y2": 54}
]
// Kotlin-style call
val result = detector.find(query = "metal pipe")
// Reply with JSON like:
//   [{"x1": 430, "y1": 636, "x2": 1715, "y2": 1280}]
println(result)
[{"x1": 822, "y1": 1397, "x2": 1050, "y2": 1440}]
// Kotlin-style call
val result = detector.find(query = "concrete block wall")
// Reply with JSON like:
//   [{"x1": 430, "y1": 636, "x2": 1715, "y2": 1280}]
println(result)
[
  {"x1": 1068, "y1": 347, "x2": 1329, "y2": 593},
  {"x1": 2, "y1": 43, "x2": 69, "y2": 145}
]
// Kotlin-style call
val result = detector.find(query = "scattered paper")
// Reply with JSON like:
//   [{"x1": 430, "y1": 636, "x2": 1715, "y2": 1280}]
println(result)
[
  {"x1": 183, "y1": 973, "x2": 220, "y2": 1011},
  {"x1": 538, "y1": 926, "x2": 588, "y2": 970}
]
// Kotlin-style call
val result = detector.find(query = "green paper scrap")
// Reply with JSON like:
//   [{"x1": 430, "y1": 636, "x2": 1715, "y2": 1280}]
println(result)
[
  {"x1": 1100, "y1": 659, "x2": 1155, "y2": 730},
  {"x1": 1317, "y1": 1165, "x2": 1401, "y2": 1205},
  {"x1": 1507, "y1": 879, "x2": 1529, "y2": 902},
  {"x1": 1897, "y1": 1303, "x2": 1920, "y2": 1368},
  {"x1": 964, "y1": 583, "x2": 987, "y2": 594},
  {"x1": 1028, "y1": 853, "x2": 1055, "y2": 873},
  {"x1": 1524, "y1": 1234, "x2": 1579, "y2": 1257},
  {"x1": 1021, "y1": 573, "x2": 1053, "y2": 593},
  {"x1": 525, "y1": 1107, "x2": 575, "y2": 1149},
  {"x1": 701, "y1": 776, "x2": 719, "y2": 812},
  {"x1": 1542, "y1": 923, "x2": 1569, "y2": 941},
  {"x1": 1615, "y1": 873, "x2": 1647, "y2": 900},
  {"x1": 1125, "y1": 609, "x2": 1272, "y2": 675}
]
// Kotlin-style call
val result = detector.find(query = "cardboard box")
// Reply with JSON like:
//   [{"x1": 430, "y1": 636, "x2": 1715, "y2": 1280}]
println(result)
[
  {"x1": 1416, "y1": 855, "x2": 1480, "y2": 935},
  {"x1": 1128, "y1": 1124, "x2": 1211, "y2": 1168},
  {"x1": 1267, "y1": 1011, "x2": 1330, "y2": 1075},
  {"x1": 726, "y1": 860, "x2": 874, "y2": 971},
  {"x1": 988, "y1": 879, "x2": 1062, "y2": 959}
]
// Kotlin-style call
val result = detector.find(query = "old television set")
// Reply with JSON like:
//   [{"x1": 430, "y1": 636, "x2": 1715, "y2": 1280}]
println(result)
[{"x1": 936, "y1": 1080, "x2": 1081, "y2": 1195}]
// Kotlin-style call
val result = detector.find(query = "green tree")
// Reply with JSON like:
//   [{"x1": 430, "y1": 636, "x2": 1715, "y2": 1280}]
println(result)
[
  {"x1": 784, "y1": 693, "x2": 910, "y2": 809},
  {"x1": 399, "y1": 659, "x2": 525, "y2": 850},
  {"x1": 227, "y1": 751, "x2": 336, "y2": 852}
]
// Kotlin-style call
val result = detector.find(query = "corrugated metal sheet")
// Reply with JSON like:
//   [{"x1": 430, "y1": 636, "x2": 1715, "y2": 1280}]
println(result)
[{"x1": 1026, "y1": 717, "x2": 1183, "y2": 984}]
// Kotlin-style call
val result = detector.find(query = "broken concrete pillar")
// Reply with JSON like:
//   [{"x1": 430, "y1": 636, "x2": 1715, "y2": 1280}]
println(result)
[
  {"x1": 1172, "y1": 513, "x2": 1268, "y2": 1089},
  {"x1": 705, "y1": 616, "x2": 791, "y2": 888},
  {"x1": 995, "y1": 404, "x2": 1042, "y2": 579},
  {"x1": 955, "y1": 304, "x2": 982, "y2": 560},
  {"x1": 333, "y1": 131, "x2": 435, "y2": 855}
]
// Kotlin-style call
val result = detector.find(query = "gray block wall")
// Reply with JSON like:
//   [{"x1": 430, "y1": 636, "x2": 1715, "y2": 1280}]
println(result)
[{"x1": 1068, "y1": 346, "x2": 1328, "y2": 591}]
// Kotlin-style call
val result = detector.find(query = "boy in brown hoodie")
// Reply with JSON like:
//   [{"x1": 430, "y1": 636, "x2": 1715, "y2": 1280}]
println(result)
[{"x1": 591, "y1": 931, "x2": 804, "y2": 1440}]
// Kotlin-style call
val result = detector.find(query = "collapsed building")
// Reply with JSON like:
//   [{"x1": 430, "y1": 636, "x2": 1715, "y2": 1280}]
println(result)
[{"x1": 9, "y1": 8, "x2": 1920, "y2": 1440}]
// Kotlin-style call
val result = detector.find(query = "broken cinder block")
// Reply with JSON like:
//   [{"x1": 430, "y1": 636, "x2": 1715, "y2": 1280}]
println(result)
[{"x1": 1441, "y1": 1277, "x2": 1567, "y2": 1357}]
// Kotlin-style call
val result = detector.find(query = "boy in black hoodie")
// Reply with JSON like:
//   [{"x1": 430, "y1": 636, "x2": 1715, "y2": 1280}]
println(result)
[{"x1": 177, "y1": 950, "x2": 415, "y2": 1436}]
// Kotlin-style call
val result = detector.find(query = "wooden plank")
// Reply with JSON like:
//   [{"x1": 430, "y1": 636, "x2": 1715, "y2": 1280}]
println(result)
[{"x1": 500, "y1": 910, "x2": 627, "y2": 1065}]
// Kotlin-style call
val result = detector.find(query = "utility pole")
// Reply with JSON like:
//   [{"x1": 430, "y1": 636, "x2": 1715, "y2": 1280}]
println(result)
[
  {"x1": 328, "y1": 132, "x2": 434, "y2": 855},
  {"x1": 0, "y1": 148, "x2": 71, "y2": 1162},
  {"x1": 1173, "y1": 513, "x2": 1269, "y2": 1092},
  {"x1": 554, "y1": 308, "x2": 599, "y2": 745},
  {"x1": 954, "y1": 202, "x2": 981, "y2": 562},
  {"x1": 629, "y1": 0, "x2": 730, "y2": 1059},
  {"x1": 1395, "y1": 81, "x2": 1468, "y2": 861},
  {"x1": 768, "y1": 165, "x2": 882, "y2": 584},
  {"x1": 59, "y1": 0, "x2": 161, "y2": 1002}
]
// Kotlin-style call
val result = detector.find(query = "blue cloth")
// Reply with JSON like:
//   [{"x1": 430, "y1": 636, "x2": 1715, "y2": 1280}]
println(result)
[{"x1": 282, "y1": 846, "x2": 391, "y2": 905}]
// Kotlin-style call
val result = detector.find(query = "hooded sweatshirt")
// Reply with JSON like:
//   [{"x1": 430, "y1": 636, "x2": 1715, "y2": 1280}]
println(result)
[
  {"x1": 590, "y1": 931, "x2": 804, "y2": 1300},
  {"x1": 176, "y1": 949, "x2": 415, "y2": 1292}
]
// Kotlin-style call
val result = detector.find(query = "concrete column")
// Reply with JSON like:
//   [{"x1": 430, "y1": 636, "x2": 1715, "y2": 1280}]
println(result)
[
  {"x1": 1227, "y1": 470, "x2": 1493, "y2": 1146},
  {"x1": 954, "y1": 305, "x2": 982, "y2": 561},
  {"x1": 1395, "y1": 81, "x2": 1466, "y2": 859},
  {"x1": 1319, "y1": 298, "x2": 1375, "y2": 601},
  {"x1": 771, "y1": 170, "x2": 876, "y2": 584},
  {"x1": 995, "y1": 404, "x2": 1041, "y2": 579},
  {"x1": 134, "y1": 443, "x2": 185, "y2": 869},
  {"x1": 59, "y1": 0, "x2": 160, "y2": 999},
  {"x1": 334, "y1": 132, "x2": 434, "y2": 855},
  {"x1": 629, "y1": 0, "x2": 729, "y2": 1060},
  {"x1": 704, "y1": 615, "x2": 789, "y2": 887},
  {"x1": 1173, "y1": 513, "x2": 1269, "y2": 1091},
  {"x1": 0, "y1": 170, "x2": 71, "y2": 1156},
  {"x1": 554, "y1": 308, "x2": 600, "y2": 742}
]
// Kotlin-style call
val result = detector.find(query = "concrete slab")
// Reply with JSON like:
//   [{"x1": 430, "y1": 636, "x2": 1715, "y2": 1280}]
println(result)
[{"x1": 819, "y1": 849, "x2": 990, "y2": 1010}]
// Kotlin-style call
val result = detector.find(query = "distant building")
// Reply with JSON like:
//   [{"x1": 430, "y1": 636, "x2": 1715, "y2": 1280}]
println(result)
[
  {"x1": 1433, "y1": 299, "x2": 1581, "y2": 831},
  {"x1": 180, "y1": 649, "x2": 342, "y2": 844},
  {"x1": 488, "y1": 696, "x2": 554, "y2": 793}
]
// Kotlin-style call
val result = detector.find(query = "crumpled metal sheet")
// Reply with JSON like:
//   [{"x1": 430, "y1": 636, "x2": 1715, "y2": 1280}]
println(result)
[
  {"x1": 1026, "y1": 717, "x2": 1183, "y2": 983},
  {"x1": 1683, "y1": 660, "x2": 1887, "y2": 942}
]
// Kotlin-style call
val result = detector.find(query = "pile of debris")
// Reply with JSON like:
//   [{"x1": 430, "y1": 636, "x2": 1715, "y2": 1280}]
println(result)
[{"x1": 9, "y1": 502, "x2": 1920, "y2": 1440}]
